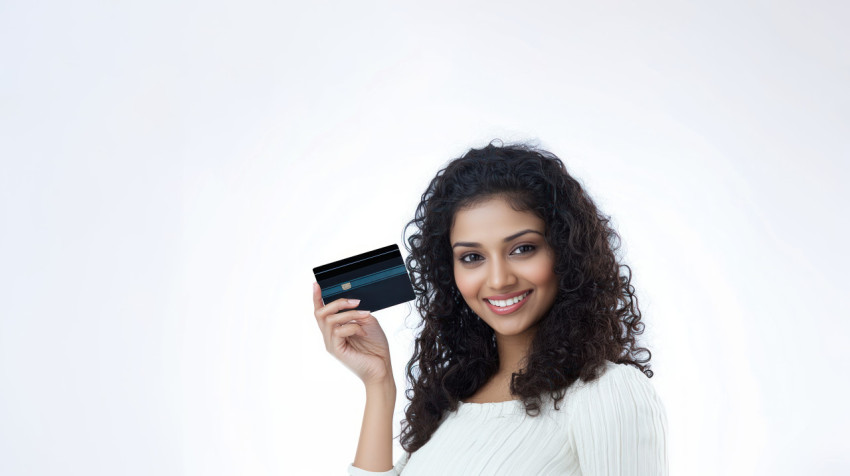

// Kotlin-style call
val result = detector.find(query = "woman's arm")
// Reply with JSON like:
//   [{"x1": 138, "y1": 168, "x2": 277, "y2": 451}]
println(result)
[
  {"x1": 311, "y1": 284, "x2": 401, "y2": 474},
  {"x1": 351, "y1": 378, "x2": 397, "y2": 472}
]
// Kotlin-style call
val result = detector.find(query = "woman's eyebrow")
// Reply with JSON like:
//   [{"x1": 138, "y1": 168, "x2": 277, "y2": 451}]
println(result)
[{"x1": 451, "y1": 229, "x2": 543, "y2": 249}]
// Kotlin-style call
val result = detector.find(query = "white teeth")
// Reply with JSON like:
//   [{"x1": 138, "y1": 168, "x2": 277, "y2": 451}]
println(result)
[{"x1": 487, "y1": 292, "x2": 529, "y2": 308}]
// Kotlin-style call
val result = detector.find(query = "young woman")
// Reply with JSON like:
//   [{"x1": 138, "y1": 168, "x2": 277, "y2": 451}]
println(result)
[{"x1": 312, "y1": 143, "x2": 668, "y2": 475}]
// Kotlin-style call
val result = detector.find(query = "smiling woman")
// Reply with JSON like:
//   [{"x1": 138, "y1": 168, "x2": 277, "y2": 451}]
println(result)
[
  {"x1": 313, "y1": 141, "x2": 668, "y2": 475},
  {"x1": 450, "y1": 199, "x2": 559, "y2": 362}
]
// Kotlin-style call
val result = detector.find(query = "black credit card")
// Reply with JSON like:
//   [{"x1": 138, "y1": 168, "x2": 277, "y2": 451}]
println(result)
[{"x1": 313, "y1": 244, "x2": 416, "y2": 312}]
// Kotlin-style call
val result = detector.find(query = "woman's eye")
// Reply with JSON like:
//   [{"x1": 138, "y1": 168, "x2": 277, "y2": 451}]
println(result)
[
  {"x1": 512, "y1": 244, "x2": 535, "y2": 255},
  {"x1": 460, "y1": 253, "x2": 482, "y2": 263}
]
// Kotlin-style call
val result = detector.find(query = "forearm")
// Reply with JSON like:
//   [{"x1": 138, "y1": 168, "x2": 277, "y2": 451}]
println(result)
[{"x1": 352, "y1": 379, "x2": 397, "y2": 472}]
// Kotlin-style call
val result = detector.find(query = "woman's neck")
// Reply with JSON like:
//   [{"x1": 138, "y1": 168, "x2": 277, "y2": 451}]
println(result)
[{"x1": 494, "y1": 325, "x2": 537, "y2": 375}]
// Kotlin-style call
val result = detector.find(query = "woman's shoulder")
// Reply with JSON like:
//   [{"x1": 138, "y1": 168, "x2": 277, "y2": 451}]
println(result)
[
  {"x1": 561, "y1": 360, "x2": 667, "y2": 433},
  {"x1": 563, "y1": 362, "x2": 669, "y2": 471},
  {"x1": 599, "y1": 360, "x2": 650, "y2": 383},
  {"x1": 566, "y1": 360, "x2": 660, "y2": 406}
]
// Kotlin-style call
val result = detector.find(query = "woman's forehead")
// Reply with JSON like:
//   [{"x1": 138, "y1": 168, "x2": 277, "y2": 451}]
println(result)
[{"x1": 450, "y1": 197, "x2": 545, "y2": 242}]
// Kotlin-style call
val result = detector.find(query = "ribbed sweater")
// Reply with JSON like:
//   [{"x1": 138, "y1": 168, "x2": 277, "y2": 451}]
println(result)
[{"x1": 348, "y1": 361, "x2": 668, "y2": 475}]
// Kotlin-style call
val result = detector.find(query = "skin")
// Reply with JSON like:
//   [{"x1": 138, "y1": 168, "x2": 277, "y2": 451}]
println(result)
[
  {"x1": 450, "y1": 196, "x2": 559, "y2": 395},
  {"x1": 312, "y1": 286, "x2": 396, "y2": 471}
]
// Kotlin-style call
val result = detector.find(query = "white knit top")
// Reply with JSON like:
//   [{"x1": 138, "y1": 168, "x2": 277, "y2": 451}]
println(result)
[{"x1": 348, "y1": 361, "x2": 668, "y2": 475}]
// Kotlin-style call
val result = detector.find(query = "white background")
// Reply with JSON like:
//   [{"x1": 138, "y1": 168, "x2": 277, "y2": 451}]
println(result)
[{"x1": 1, "y1": 1, "x2": 848, "y2": 475}]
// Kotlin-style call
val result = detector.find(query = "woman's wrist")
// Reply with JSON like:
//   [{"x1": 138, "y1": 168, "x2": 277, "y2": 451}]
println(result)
[{"x1": 365, "y1": 377, "x2": 397, "y2": 397}]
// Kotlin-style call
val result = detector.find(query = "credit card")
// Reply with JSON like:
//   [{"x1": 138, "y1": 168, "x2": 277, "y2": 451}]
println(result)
[{"x1": 313, "y1": 244, "x2": 416, "y2": 312}]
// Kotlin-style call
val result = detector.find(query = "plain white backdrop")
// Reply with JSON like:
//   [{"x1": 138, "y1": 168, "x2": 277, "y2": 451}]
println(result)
[{"x1": 1, "y1": 1, "x2": 848, "y2": 475}]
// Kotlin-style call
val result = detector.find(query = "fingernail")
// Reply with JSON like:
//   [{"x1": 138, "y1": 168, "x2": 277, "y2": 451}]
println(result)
[
  {"x1": 358, "y1": 310, "x2": 370, "y2": 316},
  {"x1": 348, "y1": 299, "x2": 360, "y2": 305}
]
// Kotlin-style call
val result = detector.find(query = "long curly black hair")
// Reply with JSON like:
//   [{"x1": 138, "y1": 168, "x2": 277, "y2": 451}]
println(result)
[{"x1": 399, "y1": 141, "x2": 653, "y2": 454}]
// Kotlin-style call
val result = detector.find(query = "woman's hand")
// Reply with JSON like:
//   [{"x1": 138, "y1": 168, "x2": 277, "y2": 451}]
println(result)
[{"x1": 312, "y1": 282, "x2": 394, "y2": 387}]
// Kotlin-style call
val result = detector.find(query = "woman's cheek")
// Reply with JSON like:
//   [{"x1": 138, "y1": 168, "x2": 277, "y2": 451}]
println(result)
[{"x1": 453, "y1": 267, "x2": 479, "y2": 302}]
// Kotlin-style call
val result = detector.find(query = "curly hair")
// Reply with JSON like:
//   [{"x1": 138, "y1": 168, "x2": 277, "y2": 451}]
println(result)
[{"x1": 398, "y1": 141, "x2": 653, "y2": 454}]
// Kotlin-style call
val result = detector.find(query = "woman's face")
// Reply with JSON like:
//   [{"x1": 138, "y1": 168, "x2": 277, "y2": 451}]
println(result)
[{"x1": 450, "y1": 196, "x2": 559, "y2": 339}]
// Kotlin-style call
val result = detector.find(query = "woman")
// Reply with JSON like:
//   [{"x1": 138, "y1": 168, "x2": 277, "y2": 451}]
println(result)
[{"x1": 312, "y1": 142, "x2": 668, "y2": 475}]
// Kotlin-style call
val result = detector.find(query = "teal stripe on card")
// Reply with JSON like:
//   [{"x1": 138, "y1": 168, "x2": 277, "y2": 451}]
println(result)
[{"x1": 321, "y1": 265, "x2": 408, "y2": 299}]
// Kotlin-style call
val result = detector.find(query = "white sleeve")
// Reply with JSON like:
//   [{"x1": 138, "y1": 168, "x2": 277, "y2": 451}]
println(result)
[
  {"x1": 570, "y1": 363, "x2": 669, "y2": 476},
  {"x1": 348, "y1": 452, "x2": 409, "y2": 475}
]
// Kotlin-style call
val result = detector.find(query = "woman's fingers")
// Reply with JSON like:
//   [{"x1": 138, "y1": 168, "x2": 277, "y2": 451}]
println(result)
[
  {"x1": 323, "y1": 310, "x2": 370, "y2": 351},
  {"x1": 326, "y1": 309, "x2": 371, "y2": 328},
  {"x1": 313, "y1": 288, "x2": 361, "y2": 323},
  {"x1": 313, "y1": 283, "x2": 355, "y2": 316},
  {"x1": 312, "y1": 282, "x2": 324, "y2": 311},
  {"x1": 312, "y1": 285, "x2": 368, "y2": 350},
  {"x1": 332, "y1": 322, "x2": 367, "y2": 343},
  {"x1": 316, "y1": 299, "x2": 361, "y2": 323}
]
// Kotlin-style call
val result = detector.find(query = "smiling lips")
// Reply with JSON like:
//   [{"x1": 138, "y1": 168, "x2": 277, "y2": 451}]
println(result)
[{"x1": 484, "y1": 290, "x2": 532, "y2": 315}]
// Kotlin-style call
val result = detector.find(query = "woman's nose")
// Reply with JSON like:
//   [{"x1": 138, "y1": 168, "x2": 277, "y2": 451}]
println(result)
[{"x1": 487, "y1": 257, "x2": 518, "y2": 290}]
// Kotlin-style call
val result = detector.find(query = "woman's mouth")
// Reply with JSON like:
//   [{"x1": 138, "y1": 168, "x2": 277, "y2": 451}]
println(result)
[{"x1": 484, "y1": 291, "x2": 531, "y2": 315}]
